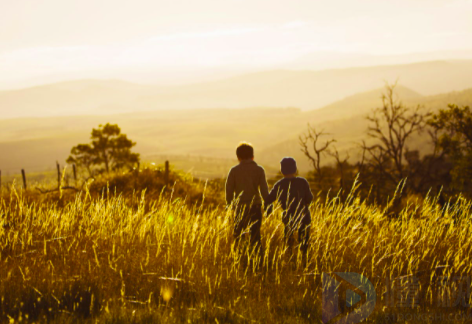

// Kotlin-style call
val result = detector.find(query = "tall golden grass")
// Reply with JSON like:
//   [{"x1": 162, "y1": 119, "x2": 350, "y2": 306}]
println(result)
[{"x1": 0, "y1": 172, "x2": 471, "y2": 323}]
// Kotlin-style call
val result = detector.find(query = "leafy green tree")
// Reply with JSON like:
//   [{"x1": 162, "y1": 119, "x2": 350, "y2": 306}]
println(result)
[
  {"x1": 429, "y1": 104, "x2": 472, "y2": 194},
  {"x1": 66, "y1": 144, "x2": 95, "y2": 177},
  {"x1": 67, "y1": 123, "x2": 140, "y2": 175}
]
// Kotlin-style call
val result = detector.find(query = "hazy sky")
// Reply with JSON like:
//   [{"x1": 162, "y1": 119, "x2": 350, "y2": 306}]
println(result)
[{"x1": 1, "y1": 0, "x2": 472, "y2": 88}]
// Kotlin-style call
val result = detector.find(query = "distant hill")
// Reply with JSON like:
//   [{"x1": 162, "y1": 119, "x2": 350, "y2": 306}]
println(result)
[
  {"x1": 303, "y1": 85, "x2": 423, "y2": 123},
  {"x1": 258, "y1": 87, "x2": 472, "y2": 171},
  {"x1": 285, "y1": 49, "x2": 472, "y2": 71},
  {"x1": 0, "y1": 79, "x2": 155, "y2": 118},
  {"x1": 2, "y1": 60, "x2": 472, "y2": 119},
  {"x1": 1, "y1": 85, "x2": 471, "y2": 178}
]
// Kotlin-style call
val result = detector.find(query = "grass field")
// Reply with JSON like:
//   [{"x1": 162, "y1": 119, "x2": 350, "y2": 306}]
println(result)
[{"x1": 0, "y1": 169, "x2": 471, "y2": 323}]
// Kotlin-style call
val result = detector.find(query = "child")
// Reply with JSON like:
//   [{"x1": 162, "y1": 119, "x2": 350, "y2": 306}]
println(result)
[
  {"x1": 225, "y1": 142, "x2": 269, "y2": 255},
  {"x1": 265, "y1": 157, "x2": 313, "y2": 264}
]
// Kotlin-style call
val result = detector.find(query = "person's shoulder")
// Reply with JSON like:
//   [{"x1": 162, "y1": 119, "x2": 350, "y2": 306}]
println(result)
[
  {"x1": 274, "y1": 178, "x2": 286, "y2": 186},
  {"x1": 253, "y1": 162, "x2": 266, "y2": 172},
  {"x1": 269, "y1": 178, "x2": 284, "y2": 192},
  {"x1": 297, "y1": 177, "x2": 311, "y2": 185},
  {"x1": 252, "y1": 160, "x2": 263, "y2": 168},
  {"x1": 228, "y1": 164, "x2": 240, "y2": 173}
]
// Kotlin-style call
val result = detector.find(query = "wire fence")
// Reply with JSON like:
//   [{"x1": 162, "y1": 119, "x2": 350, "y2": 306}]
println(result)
[{"x1": 0, "y1": 159, "x2": 284, "y2": 193}]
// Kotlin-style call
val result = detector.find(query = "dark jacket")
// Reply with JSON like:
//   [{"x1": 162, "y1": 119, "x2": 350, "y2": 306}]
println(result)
[
  {"x1": 265, "y1": 177, "x2": 313, "y2": 224},
  {"x1": 225, "y1": 160, "x2": 269, "y2": 206}
]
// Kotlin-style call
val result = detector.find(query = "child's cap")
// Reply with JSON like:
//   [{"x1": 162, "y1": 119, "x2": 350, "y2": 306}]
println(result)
[{"x1": 280, "y1": 157, "x2": 297, "y2": 175}]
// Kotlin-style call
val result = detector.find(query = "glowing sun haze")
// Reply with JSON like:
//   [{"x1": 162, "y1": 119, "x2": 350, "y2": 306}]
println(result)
[{"x1": 1, "y1": 0, "x2": 472, "y2": 88}]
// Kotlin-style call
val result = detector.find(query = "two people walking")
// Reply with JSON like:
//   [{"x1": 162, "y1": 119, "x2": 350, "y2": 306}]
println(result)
[{"x1": 225, "y1": 142, "x2": 313, "y2": 266}]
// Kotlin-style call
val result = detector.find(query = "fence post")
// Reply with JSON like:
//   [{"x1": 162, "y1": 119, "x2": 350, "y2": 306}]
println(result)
[
  {"x1": 56, "y1": 161, "x2": 61, "y2": 190},
  {"x1": 73, "y1": 164, "x2": 77, "y2": 186},
  {"x1": 21, "y1": 169, "x2": 27, "y2": 190},
  {"x1": 165, "y1": 160, "x2": 170, "y2": 185}
]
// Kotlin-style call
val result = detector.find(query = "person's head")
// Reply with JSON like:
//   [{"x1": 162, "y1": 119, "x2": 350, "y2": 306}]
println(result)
[
  {"x1": 280, "y1": 157, "x2": 297, "y2": 177},
  {"x1": 236, "y1": 142, "x2": 254, "y2": 161}
]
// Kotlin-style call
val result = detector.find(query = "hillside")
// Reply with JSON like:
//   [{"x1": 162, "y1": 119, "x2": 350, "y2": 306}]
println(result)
[
  {"x1": 2, "y1": 60, "x2": 472, "y2": 119},
  {"x1": 259, "y1": 87, "x2": 472, "y2": 171},
  {"x1": 0, "y1": 79, "x2": 155, "y2": 118},
  {"x1": 1, "y1": 86, "x2": 471, "y2": 179},
  {"x1": 303, "y1": 85, "x2": 423, "y2": 122}
]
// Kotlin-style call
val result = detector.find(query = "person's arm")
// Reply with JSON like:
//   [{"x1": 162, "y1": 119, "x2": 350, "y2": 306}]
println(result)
[
  {"x1": 264, "y1": 184, "x2": 279, "y2": 215},
  {"x1": 265, "y1": 184, "x2": 278, "y2": 206},
  {"x1": 225, "y1": 169, "x2": 235, "y2": 206},
  {"x1": 305, "y1": 179, "x2": 314, "y2": 205},
  {"x1": 259, "y1": 167, "x2": 269, "y2": 203}
]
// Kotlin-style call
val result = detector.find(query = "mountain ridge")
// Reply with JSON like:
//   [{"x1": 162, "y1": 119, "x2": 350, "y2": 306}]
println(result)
[
  {"x1": 1, "y1": 85, "x2": 471, "y2": 176},
  {"x1": 2, "y1": 60, "x2": 472, "y2": 119}
]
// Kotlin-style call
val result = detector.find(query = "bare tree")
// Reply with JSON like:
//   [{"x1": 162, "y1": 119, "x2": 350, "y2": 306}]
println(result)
[
  {"x1": 363, "y1": 83, "x2": 429, "y2": 186},
  {"x1": 299, "y1": 125, "x2": 336, "y2": 184},
  {"x1": 357, "y1": 141, "x2": 368, "y2": 174},
  {"x1": 328, "y1": 146, "x2": 350, "y2": 189}
]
